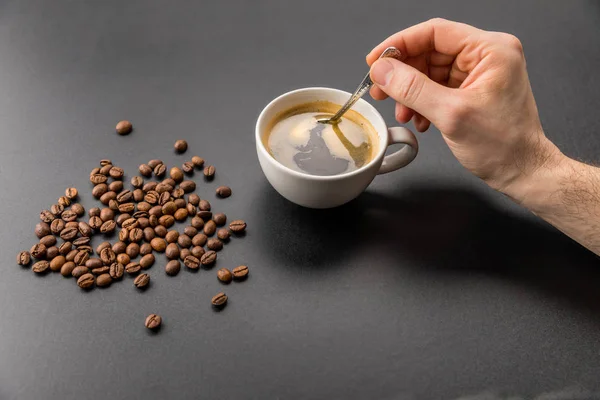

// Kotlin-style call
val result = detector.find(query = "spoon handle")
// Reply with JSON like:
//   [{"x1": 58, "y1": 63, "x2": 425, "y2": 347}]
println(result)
[{"x1": 329, "y1": 47, "x2": 402, "y2": 123}]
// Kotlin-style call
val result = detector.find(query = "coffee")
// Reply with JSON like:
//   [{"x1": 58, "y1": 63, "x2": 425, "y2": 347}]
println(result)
[{"x1": 265, "y1": 101, "x2": 378, "y2": 176}]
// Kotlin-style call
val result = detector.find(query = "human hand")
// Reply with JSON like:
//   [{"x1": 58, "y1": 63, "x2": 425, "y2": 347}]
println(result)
[{"x1": 367, "y1": 18, "x2": 563, "y2": 196}]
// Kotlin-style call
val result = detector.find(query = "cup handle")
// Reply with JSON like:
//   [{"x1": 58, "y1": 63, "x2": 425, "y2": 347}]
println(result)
[{"x1": 377, "y1": 127, "x2": 419, "y2": 174}]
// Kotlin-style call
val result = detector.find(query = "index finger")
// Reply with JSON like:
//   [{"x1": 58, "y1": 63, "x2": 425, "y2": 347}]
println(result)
[{"x1": 366, "y1": 18, "x2": 482, "y2": 65}]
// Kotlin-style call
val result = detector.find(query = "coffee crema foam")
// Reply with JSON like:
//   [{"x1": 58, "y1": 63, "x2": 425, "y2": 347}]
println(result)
[{"x1": 265, "y1": 101, "x2": 378, "y2": 176}]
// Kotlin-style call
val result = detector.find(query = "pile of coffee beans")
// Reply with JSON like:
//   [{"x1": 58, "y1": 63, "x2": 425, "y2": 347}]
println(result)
[{"x1": 17, "y1": 135, "x2": 250, "y2": 331}]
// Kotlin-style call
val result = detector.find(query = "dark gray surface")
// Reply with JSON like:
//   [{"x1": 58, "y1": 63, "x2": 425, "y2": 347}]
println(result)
[{"x1": 1, "y1": 1, "x2": 600, "y2": 399}]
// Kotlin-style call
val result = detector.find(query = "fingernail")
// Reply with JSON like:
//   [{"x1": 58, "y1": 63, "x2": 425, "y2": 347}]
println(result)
[{"x1": 371, "y1": 59, "x2": 394, "y2": 86}]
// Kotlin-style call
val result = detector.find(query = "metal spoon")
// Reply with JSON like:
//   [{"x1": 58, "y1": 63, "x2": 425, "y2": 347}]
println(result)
[{"x1": 317, "y1": 46, "x2": 402, "y2": 125}]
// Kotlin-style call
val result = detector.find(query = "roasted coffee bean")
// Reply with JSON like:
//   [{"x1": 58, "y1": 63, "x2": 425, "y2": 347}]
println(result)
[
  {"x1": 72, "y1": 237, "x2": 90, "y2": 247},
  {"x1": 143, "y1": 181, "x2": 158, "y2": 192},
  {"x1": 125, "y1": 262, "x2": 141, "y2": 275},
  {"x1": 131, "y1": 176, "x2": 144, "y2": 188},
  {"x1": 165, "y1": 260, "x2": 181, "y2": 276},
  {"x1": 164, "y1": 230, "x2": 178, "y2": 244},
  {"x1": 184, "y1": 226, "x2": 198, "y2": 237},
  {"x1": 145, "y1": 314, "x2": 162, "y2": 330},
  {"x1": 46, "y1": 246, "x2": 59, "y2": 260},
  {"x1": 139, "y1": 254, "x2": 155, "y2": 269},
  {"x1": 60, "y1": 261, "x2": 76, "y2": 277},
  {"x1": 186, "y1": 203, "x2": 197, "y2": 216},
  {"x1": 29, "y1": 243, "x2": 46, "y2": 260},
  {"x1": 144, "y1": 191, "x2": 159, "y2": 205},
  {"x1": 182, "y1": 161, "x2": 194, "y2": 174},
  {"x1": 179, "y1": 248, "x2": 191, "y2": 261},
  {"x1": 133, "y1": 189, "x2": 144, "y2": 202},
  {"x1": 50, "y1": 204, "x2": 64, "y2": 216},
  {"x1": 183, "y1": 255, "x2": 200, "y2": 269},
  {"x1": 40, "y1": 209, "x2": 55, "y2": 223},
  {"x1": 116, "y1": 120, "x2": 132, "y2": 135},
  {"x1": 109, "y1": 262, "x2": 124, "y2": 279},
  {"x1": 89, "y1": 207, "x2": 101, "y2": 217},
  {"x1": 204, "y1": 220, "x2": 217, "y2": 236},
  {"x1": 192, "y1": 233, "x2": 207, "y2": 247},
  {"x1": 85, "y1": 258, "x2": 103, "y2": 269},
  {"x1": 154, "y1": 225, "x2": 167, "y2": 237},
  {"x1": 170, "y1": 167, "x2": 184, "y2": 182},
  {"x1": 171, "y1": 188, "x2": 185, "y2": 199},
  {"x1": 217, "y1": 228, "x2": 231, "y2": 241},
  {"x1": 116, "y1": 190, "x2": 133, "y2": 203},
  {"x1": 78, "y1": 221, "x2": 92, "y2": 237},
  {"x1": 96, "y1": 274, "x2": 112, "y2": 287},
  {"x1": 134, "y1": 273, "x2": 150, "y2": 288},
  {"x1": 191, "y1": 246, "x2": 205, "y2": 259},
  {"x1": 126, "y1": 243, "x2": 140, "y2": 259},
  {"x1": 174, "y1": 208, "x2": 188, "y2": 221},
  {"x1": 158, "y1": 192, "x2": 171, "y2": 206},
  {"x1": 100, "y1": 207, "x2": 115, "y2": 222},
  {"x1": 137, "y1": 217, "x2": 150, "y2": 229},
  {"x1": 207, "y1": 238, "x2": 223, "y2": 251},
  {"x1": 58, "y1": 242, "x2": 72, "y2": 255},
  {"x1": 180, "y1": 180, "x2": 196, "y2": 193},
  {"x1": 99, "y1": 164, "x2": 113, "y2": 175},
  {"x1": 191, "y1": 216, "x2": 204, "y2": 229},
  {"x1": 229, "y1": 220, "x2": 247, "y2": 233},
  {"x1": 211, "y1": 292, "x2": 227, "y2": 307},
  {"x1": 92, "y1": 266, "x2": 110, "y2": 275},
  {"x1": 65, "y1": 187, "x2": 78, "y2": 200},
  {"x1": 90, "y1": 173, "x2": 108, "y2": 185},
  {"x1": 187, "y1": 193, "x2": 200, "y2": 206},
  {"x1": 158, "y1": 215, "x2": 175, "y2": 228},
  {"x1": 162, "y1": 178, "x2": 177, "y2": 187},
  {"x1": 151, "y1": 238, "x2": 167, "y2": 252},
  {"x1": 154, "y1": 163, "x2": 166, "y2": 177},
  {"x1": 165, "y1": 243, "x2": 180, "y2": 260},
  {"x1": 197, "y1": 211, "x2": 212, "y2": 221},
  {"x1": 199, "y1": 199, "x2": 211, "y2": 211},
  {"x1": 174, "y1": 139, "x2": 188, "y2": 153},
  {"x1": 155, "y1": 183, "x2": 173, "y2": 194},
  {"x1": 76, "y1": 245, "x2": 92, "y2": 254},
  {"x1": 60, "y1": 226, "x2": 78, "y2": 241},
  {"x1": 118, "y1": 203, "x2": 135, "y2": 213},
  {"x1": 100, "y1": 248, "x2": 116, "y2": 265},
  {"x1": 217, "y1": 268, "x2": 232, "y2": 283},
  {"x1": 216, "y1": 186, "x2": 232, "y2": 198},
  {"x1": 100, "y1": 220, "x2": 116, "y2": 233},
  {"x1": 100, "y1": 159, "x2": 112, "y2": 166},
  {"x1": 112, "y1": 241, "x2": 127, "y2": 254},
  {"x1": 135, "y1": 201, "x2": 150, "y2": 212},
  {"x1": 109, "y1": 180, "x2": 123, "y2": 193},
  {"x1": 74, "y1": 250, "x2": 90, "y2": 266},
  {"x1": 32, "y1": 260, "x2": 50, "y2": 274},
  {"x1": 66, "y1": 249, "x2": 79, "y2": 262},
  {"x1": 61, "y1": 210, "x2": 78, "y2": 222},
  {"x1": 71, "y1": 203, "x2": 85, "y2": 217},
  {"x1": 90, "y1": 167, "x2": 101, "y2": 175},
  {"x1": 35, "y1": 222, "x2": 51, "y2": 238},
  {"x1": 109, "y1": 166, "x2": 124, "y2": 179},
  {"x1": 40, "y1": 235, "x2": 57, "y2": 248},
  {"x1": 174, "y1": 198, "x2": 186, "y2": 209},
  {"x1": 139, "y1": 164, "x2": 152, "y2": 177},
  {"x1": 72, "y1": 266, "x2": 89, "y2": 278},
  {"x1": 200, "y1": 251, "x2": 217, "y2": 266},
  {"x1": 162, "y1": 201, "x2": 177, "y2": 215},
  {"x1": 116, "y1": 253, "x2": 130, "y2": 265},
  {"x1": 17, "y1": 251, "x2": 31, "y2": 266},
  {"x1": 204, "y1": 165, "x2": 215, "y2": 179},
  {"x1": 191, "y1": 156, "x2": 204, "y2": 168},
  {"x1": 177, "y1": 234, "x2": 192, "y2": 248},
  {"x1": 129, "y1": 228, "x2": 143, "y2": 243},
  {"x1": 100, "y1": 191, "x2": 117, "y2": 205},
  {"x1": 108, "y1": 199, "x2": 119, "y2": 212},
  {"x1": 58, "y1": 196, "x2": 71, "y2": 207},
  {"x1": 147, "y1": 159, "x2": 162, "y2": 169},
  {"x1": 65, "y1": 221, "x2": 80, "y2": 230},
  {"x1": 77, "y1": 273, "x2": 95, "y2": 289},
  {"x1": 122, "y1": 218, "x2": 139, "y2": 230},
  {"x1": 89, "y1": 216, "x2": 103, "y2": 230},
  {"x1": 213, "y1": 213, "x2": 227, "y2": 226},
  {"x1": 232, "y1": 265, "x2": 249, "y2": 280},
  {"x1": 92, "y1": 183, "x2": 108, "y2": 199},
  {"x1": 118, "y1": 228, "x2": 129, "y2": 242},
  {"x1": 148, "y1": 206, "x2": 162, "y2": 218},
  {"x1": 140, "y1": 243, "x2": 152, "y2": 256}
]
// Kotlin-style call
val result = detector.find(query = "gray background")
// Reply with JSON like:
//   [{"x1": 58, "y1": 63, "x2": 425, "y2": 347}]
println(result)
[{"x1": 1, "y1": 0, "x2": 599, "y2": 399}]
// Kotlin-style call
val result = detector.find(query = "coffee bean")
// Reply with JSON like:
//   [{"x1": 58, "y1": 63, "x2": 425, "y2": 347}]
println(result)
[
  {"x1": 211, "y1": 292, "x2": 227, "y2": 308},
  {"x1": 183, "y1": 255, "x2": 200, "y2": 269},
  {"x1": 180, "y1": 180, "x2": 196, "y2": 193},
  {"x1": 116, "y1": 190, "x2": 133, "y2": 204},
  {"x1": 40, "y1": 210, "x2": 55, "y2": 223},
  {"x1": 109, "y1": 166, "x2": 124, "y2": 179},
  {"x1": 112, "y1": 241, "x2": 127, "y2": 254},
  {"x1": 174, "y1": 198, "x2": 186, "y2": 209},
  {"x1": 207, "y1": 238, "x2": 223, "y2": 251},
  {"x1": 171, "y1": 188, "x2": 185, "y2": 199},
  {"x1": 92, "y1": 184, "x2": 108, "y2": 199},
  {"x1": 98, "y1": 208, "x2": 114, "y2": 223},
  {"x1": 72, "y1": 237, "x2": 90, "y2": 247},
  {"x1": 96, "y1": 273, "x2": 112, "y2": 287},
  {"x1": 133, "y1": 189, "x2": 144, "y2": 202},
  {"x1": 154, "y1": 225, "x2": 167, "y2": 237},
  {"x1": 203, "y1": 165, "x2": 215, "y2": 179},
  {"x1": 184, "y1": 226, "x2": 198, "y2": 237},
  {"x1": 174, "y1": 139, "x2": 188, "y2": 153},
  {"x1": 71, "y1": 203, "x2": 85, "y2": 217},
  {"x1": 185, "y1": 193, "x2": 199, "y2": 206},
  {"x1": 109, "y1": 199, "x2": 119, "y2": 211},
  {"x1": 179, "y1": 248, "x2": 191, "y2": 261},
  {"x1": 100, "y1": 164, "x2": 113, "y2": 176},
  {"x1": 186, "y1": 203, "x2": 196, "y2": 216},
  {"x1": 122, "y1": 218, "x2": 139, "y2": 230},
  {"x1": 151, "y1": 238, "x2": 167, "y2": 252},
  {"x1": 116, "y1": 253, "x2": 130, "y2": 265},
  {"x1": 165, "y1": 243, "x2": 180, "y2": 260},
  {"x1": 144, "y1": 191, "x2": 159, "y2": 205},
  {"x1": 35, "y1": 222, "x2": 51, "y2": 238},
  {"x1": 77, "y1": 273, "x2": 95, "y2": 289},
  {"x1": 65, "y1": 187, "x2": 78, "y2": 200},
  {"x1": 140, "y1": 227, "x2": 153, "y2": 243},
  {"x1": 182, "y1": 162, "x2": 194, "y2": 174},
  {"x1": 216, "y1": 186, "x2": 232, "y2": 198},
  {"x1": 156, "y1": 183, "x2": 173, "y2": 194},
  {"x1": 191, "y1": 216, "x2": 204, "y2": 230},
  {"x1": 72, "y1": 266, "x2": 89, "y2": 278},
  {"x1": 148, "y1": 159, "x2": 163, "y2": 169},
  {"x1": 162, "y1": 201, "x2": 177, "y2": 215},
  {"x1": 116, "y1": 120, "x2": 132, "y2": 135},
  {"x1": 60, "y1": 261, "x2": 76, "y2": 277},
  {"x1": 99, "y1": 159, "x2": 111, "y2": 166},
  {"x1": 158, "y1": 192, "x2": 171, "y2": 206},
  {"x1": 126, "y1": 243, "x2": 140, "y2": 258},
  {"x1": 65, "y1": 222, "x2": 78, "y2": 231},
  {"x1": 191, "y1": 246, "x2": 205, "y2": 258},
  {"x1": 137, "y1": 217, "x2": 150, "y2": 229},
  {"x1": 173, "y1": 208, "x2": 187, "y2": 221},
  {"x1": 39, "y1": 235, "x2": 56, "y2": 248},
  {"x1": 100, "y1": 191, "x2": 117, "y2": 205},
  {"x1": 213, "y1": 213, "x2": 227, "y2": 226},
  {"x1": 229, "y1": 220, "x2": 247, "y2": 233},
  {"x1": 191, "y1": 156, "x2": 204, "y2": 168},
  {"x1": 118, "y1": 203, "x2": 135, "y2": 213},
  {"x1": 163, "y1": 230, "x2": 177, "y2": 244},
  {"x1": 46, "y1": 246, "x2": 59, "y2": 260},
  {"x1": 76, "y1": 244, "x2": 92, "y2": 253},
  {"x1": 66, "y1": 249, "x2": 79, "y2": 262},
  {"x1": 170, "y1": 167, "x2": 184, "y2": 182},
  {"x1": 140, "y1": 243, "x2": 152, "y2": 256},
  {"x1": 197, "y1": 211, "x2": 212, "y2": 221},
  {"x1": 177, "y1": 234, "x2": 192, "y2": 248},
  {"x1": 133, "y1": 212, "x2": 149, "y2": 221},
  {"x1": 92, "y1": 266, "x2": 110, "y2": 275},
  {"x1": 139, "y1": 164, "x2": 152, "y2": 177},
  {"x1": 59, "y1": 226, "x2": 78, "y2": 241},
  {"x1": 154, "y1": 163, "x2": 166, "y2": 177},
  {"x1": 147, "y1": 206, "x2": 161, "y2": 218},
  {"x1": 17, "y1": 251, "x2": 31, "y2": 266},
  {"x1": 109, "y1": 181, "x2": 124, "y2": 193},
  {"x1": 58, "y1": 242, "x2": 72, "y2": 255},
  {"x1": 131, "y1": 176, "x2": 144, "y2": 188},
  {"x1": 50, "y1": 204, "x2": 64, "y2": 216},
  {"x1": 200, "y1": 250, "x2": 217, "y2": 266},
  {"x1": 90, "y1": 173, "x2": 108, "y2": 185},
  {"x1": 204, "y1": 220, "x2": 216, "y2": 236},
  {"x1": 32, "y1": 260, "x2": 50, "y2": 274},
  {"x1": 145, "y1": 314, "x2": 162, "y2": 330},
  {"x1": 143, "y1": 182, "x2": 158, "y2": 193},
  {"x1": 163, "y1": 178, "x2": 177, "y2": 187},
  {"x1": 89, "y1": 207, "x2": 101, "y2": 217},
  {"x1": 192, "y1": 233, "x2": 207, "y2": 247},
  {"x1": 61, "y1": 210, "x2": 78, "y2": 222},
  {"x1": 165, "y1": 260, "x2": 181, "y2": 276},
  {"x1": 74, "y1": 250, "x2": 90, "y2": 266},
  {"x1": 158, "y1": 215, "x2": 175, "y2": 228},
  {"x1": 89, "y1": 216, "x2": 102, "y2": 230},
  {"x1": 85, "y1": 258, "x2": 103, "y2": 269},
  {"x1": 58, "y1": 196, "x2": 71, "y2": 207},
  {"x1": 78, "y1": 221, "x2": 92, "y2": 237},
  {"x1": 199, "y1": 199, "x2": 212, "y2": 211},
  {"x1": 134, "y1": 273, "x2": 150, "y2": 288},
  {"x1": 100, "y1": 248, "x2": 116, "y2": 265},
  {"x1": 118, "y1": 228, "x2": 129, "y2": 242},
  {"x1": 100, "y1": 220, "x2": 116, "y2": 234},
  {"x1": 125, "y1": 262, "x2": 141, "y2": 275},
  {"x1": 109, "y1": 262, "x2": 125, "y2": 279},
  {"x1": 129, "y1": 228, "x2": 144, "y2": 243},
  {"x1": 217, "y1": 228, "x2": 230, "y2": 241},
  {"x1": 140, "y1": 254, "x2": 155, "y2": 269},
  {"x1": 90, "y1": 167, "x2": 101, "y2": 175},
  {"x1": 232, "y1": 265, "x2": 249, "y2": 280},
  {"x1": 217, "y1": 268, "x2": 232, "y2": 283}
]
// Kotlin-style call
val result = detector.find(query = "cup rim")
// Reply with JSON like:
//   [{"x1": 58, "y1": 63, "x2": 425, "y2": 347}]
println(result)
[{"x1": 256, "y1": 87, "x2": 388, "y2": 181}]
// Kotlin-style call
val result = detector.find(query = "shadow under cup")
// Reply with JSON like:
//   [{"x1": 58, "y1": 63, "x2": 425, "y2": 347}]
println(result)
[{"x1": 256, "y1": 87, "x2": 415, "y2": 209}]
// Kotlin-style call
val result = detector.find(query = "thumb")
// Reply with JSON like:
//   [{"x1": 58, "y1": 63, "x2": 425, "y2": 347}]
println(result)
[{"x1": 370, "y1": 58, "x2": 458, "y2": 124}]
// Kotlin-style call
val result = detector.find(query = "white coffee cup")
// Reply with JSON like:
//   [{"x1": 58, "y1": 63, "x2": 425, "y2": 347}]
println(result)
[{"x1": 256, "y1": 87, "x2": 418, "y2": 208}]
